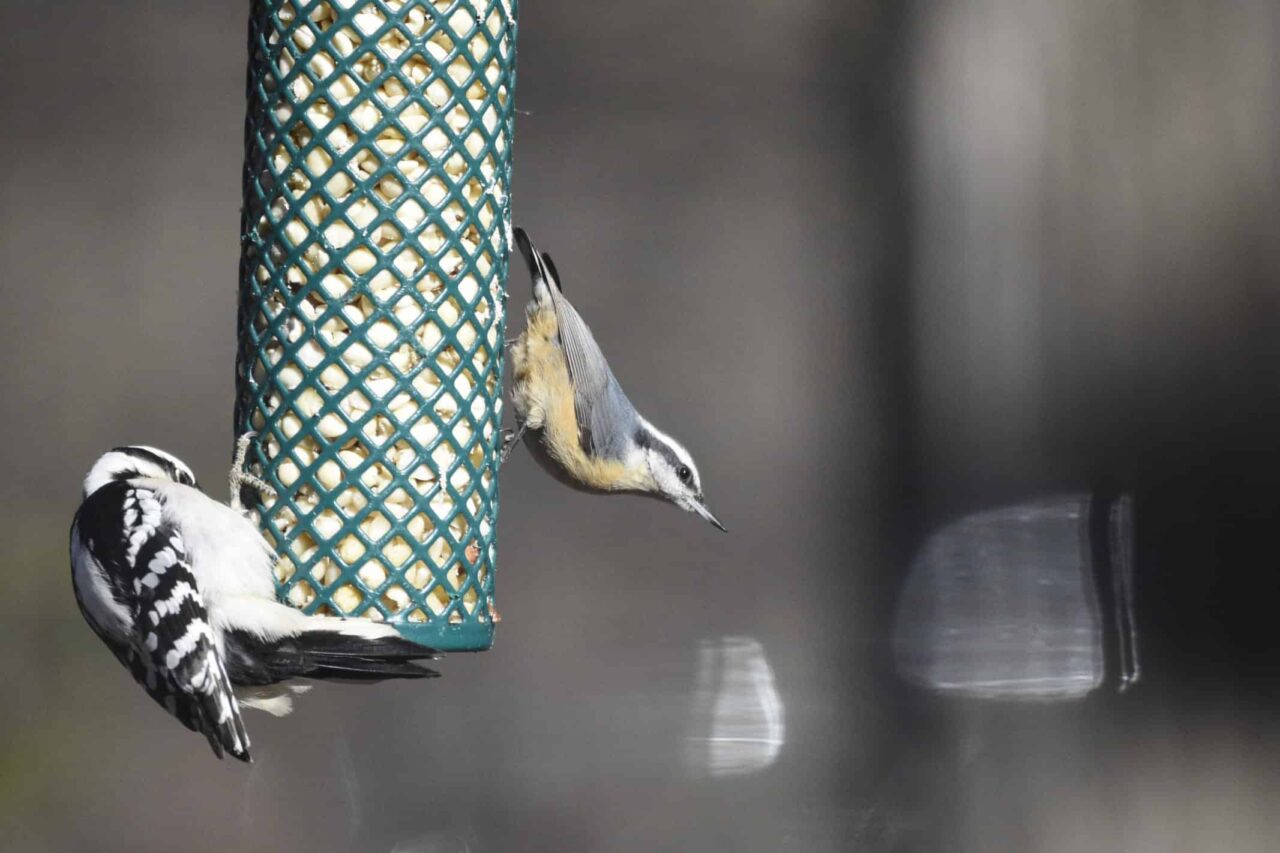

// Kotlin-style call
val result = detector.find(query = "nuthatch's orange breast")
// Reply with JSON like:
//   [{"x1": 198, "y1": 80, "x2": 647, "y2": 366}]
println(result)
[{"x1": 509, "y1": 303, "x2": 647, "y2": 492}]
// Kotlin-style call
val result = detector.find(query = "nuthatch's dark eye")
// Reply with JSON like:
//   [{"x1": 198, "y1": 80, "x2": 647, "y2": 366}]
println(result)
[{"x1": 677, "y1": 465, "x2": 692, "y2": 485}]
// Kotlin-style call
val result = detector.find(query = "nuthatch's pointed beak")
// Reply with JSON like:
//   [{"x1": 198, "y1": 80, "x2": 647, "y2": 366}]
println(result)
[{"x1": 693, "y1": 497, "x2": 727, "y2": 533}]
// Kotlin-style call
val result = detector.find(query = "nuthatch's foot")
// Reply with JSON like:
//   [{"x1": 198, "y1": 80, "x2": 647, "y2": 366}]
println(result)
[
  {"x1": 499, "y1": 424, "x2": 526, "y2": 464},
  {"x1": 229, "y1": 431, "x2": 276, "y2": 513}
]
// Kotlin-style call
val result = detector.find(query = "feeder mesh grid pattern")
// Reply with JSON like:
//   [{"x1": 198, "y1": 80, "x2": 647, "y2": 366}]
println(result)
[{"x1": 234, "y1": 0, "x2": 518, "y2": 650}]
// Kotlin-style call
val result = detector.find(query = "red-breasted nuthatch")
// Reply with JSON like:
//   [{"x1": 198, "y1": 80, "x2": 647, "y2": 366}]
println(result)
[{"x1": 505, "y1": 227, "x2": 725, "y2": 532}]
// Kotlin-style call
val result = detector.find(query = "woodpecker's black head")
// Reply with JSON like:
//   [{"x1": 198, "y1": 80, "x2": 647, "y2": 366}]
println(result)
[{"x1": 82, "y1": 446, "x2": 199, "y2": 498}]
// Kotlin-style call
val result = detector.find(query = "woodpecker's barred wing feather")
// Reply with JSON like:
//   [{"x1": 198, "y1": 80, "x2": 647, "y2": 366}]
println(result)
[
  {"x1": 132, "y1": 536, "x2": 250, "y2": 761},
  {"x1": 72, "y1": 482, "x2": 251, "y2": 761},
  {"x1": 514, "y1": 228, "x2": 636, "y2": 458}
]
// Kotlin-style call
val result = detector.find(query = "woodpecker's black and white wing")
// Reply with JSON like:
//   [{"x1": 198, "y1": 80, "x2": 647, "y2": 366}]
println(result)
[
  {"x1": 514, "y1": 228, "x2": 639, "y2": 459},
  {"x1": 70, "y1": 480, "x2": 251, "y2": 761}
]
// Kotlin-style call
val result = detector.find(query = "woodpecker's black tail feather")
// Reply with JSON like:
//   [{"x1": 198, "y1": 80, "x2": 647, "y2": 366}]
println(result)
[
  {"x1": 294, "y1": 630, "x2": 442, "y2": 681},
  {"x1": 223, "y1": 629, "x2": 441, "y2": 685}
]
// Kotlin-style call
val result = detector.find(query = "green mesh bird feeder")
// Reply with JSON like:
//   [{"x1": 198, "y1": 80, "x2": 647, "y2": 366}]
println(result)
[{"x1": 234, "y1": 0, "x2": 518, "y2": 651}]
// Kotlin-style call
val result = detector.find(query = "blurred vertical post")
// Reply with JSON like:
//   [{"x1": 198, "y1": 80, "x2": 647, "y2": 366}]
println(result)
[{"x1": 234, "y1": 0, "x2": 519, "y2": 650}]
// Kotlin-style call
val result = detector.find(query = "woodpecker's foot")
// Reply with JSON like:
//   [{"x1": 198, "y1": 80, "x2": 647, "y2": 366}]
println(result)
[{"x1": 230, "y1": 431, "x2": 276, "y2": 512}]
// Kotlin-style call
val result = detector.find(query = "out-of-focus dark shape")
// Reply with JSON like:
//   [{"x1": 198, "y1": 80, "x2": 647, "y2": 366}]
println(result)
[
  {"x1": 1092, "y1": 493, "x2": 1140, "y2": 692},
  {"x1": 683, "y1": 637, "x2": 785, "y2": 777},
  {"x1": 1111, "y1": 495, "x2": 1139, "y2": 690},
  {"x1": 893, "y1": 494, "x2": 1136, "y2": 700}
]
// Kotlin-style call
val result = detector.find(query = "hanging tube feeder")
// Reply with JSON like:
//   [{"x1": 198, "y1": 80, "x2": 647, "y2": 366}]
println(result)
[{"x1": 234, "y1": 0, "x2": 519, "y2": 650}]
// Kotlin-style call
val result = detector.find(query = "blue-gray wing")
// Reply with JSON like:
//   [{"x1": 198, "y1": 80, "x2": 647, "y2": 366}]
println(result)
[
  {"x1": 550, "y1": 289, "x2": 637, "y2": 459},
  {"x1": 512, "y1": 228, "x2": 638, "y2": 459}
]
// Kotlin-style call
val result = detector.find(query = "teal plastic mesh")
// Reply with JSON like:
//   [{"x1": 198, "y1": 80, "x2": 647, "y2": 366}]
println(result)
[{"x1": 234, "y1": 0, "x2": 518, "y2": 650}]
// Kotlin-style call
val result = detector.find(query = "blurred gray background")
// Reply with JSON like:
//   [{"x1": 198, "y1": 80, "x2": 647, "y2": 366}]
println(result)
[{"x1": 2, "y1": 1, "x2": 1279, "y2": 851}]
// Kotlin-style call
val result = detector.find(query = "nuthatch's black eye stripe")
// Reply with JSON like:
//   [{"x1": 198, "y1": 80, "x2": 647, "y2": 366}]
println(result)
[
  {"x1": 657, "y1": 445, "x2": 685, "y2": 475},
  {"x1": 633, "y1": 428, "x2": 686, "y2": 474}
]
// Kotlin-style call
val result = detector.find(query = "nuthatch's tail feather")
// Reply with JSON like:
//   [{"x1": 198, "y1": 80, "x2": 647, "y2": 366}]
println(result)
[
  {"x1": 540, "y1": 251, "x2": 562, "y2": 291},
  {"x1": 514, "y1": 226, "x2": 562, "y2": 304}
]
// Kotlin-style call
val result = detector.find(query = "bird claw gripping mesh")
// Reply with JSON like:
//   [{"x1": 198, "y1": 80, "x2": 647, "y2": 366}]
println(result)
[{"x1": 235, "y1": 0, "x2": 518, "y2": 650}]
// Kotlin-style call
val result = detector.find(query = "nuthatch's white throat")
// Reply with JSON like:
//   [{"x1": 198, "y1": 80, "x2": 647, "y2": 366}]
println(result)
[{"x1": 506, "y1": 228, "x2": 724, "y2": 532}]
